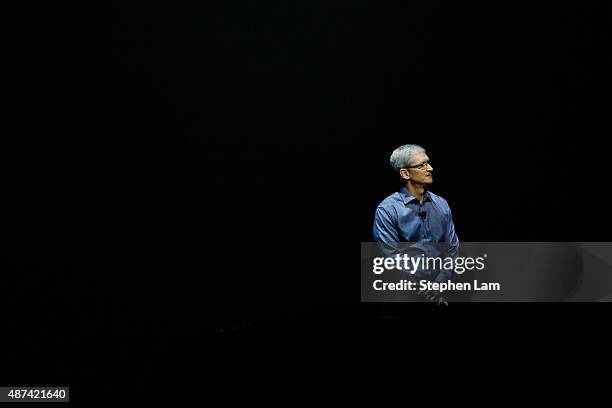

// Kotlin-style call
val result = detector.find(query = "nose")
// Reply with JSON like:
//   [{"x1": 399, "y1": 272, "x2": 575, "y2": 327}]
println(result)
[{"x1": 427, "y1": 163, "x2": 433, "y2": 171}]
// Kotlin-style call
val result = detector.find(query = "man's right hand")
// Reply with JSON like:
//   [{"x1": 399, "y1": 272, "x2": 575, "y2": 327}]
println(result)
[{"x1": 419, "y1": 288, "x2": 448, "y2": 306}]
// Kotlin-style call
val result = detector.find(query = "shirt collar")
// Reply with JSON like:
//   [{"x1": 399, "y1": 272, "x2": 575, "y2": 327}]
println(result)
[{"x1": 399, "y1": 187, "x2": 432, "y2": 205}]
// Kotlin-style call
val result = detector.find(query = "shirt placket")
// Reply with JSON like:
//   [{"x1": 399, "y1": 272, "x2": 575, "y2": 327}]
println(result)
[{"x1": 419, "y1": 201, "x2": 431, "y2": 242}]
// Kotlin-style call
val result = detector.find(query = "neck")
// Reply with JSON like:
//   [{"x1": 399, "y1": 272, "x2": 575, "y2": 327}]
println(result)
[{"x1": 406, "y1": 182, "x2": 426, "y2": 202}]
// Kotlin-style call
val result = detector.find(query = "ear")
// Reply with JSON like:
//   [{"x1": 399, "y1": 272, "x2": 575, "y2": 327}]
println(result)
[{"x1": 399, "y1": 168, "x2": 410, "y2": 181}]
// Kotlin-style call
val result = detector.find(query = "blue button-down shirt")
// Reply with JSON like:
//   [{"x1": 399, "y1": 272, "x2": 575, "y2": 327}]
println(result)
[{"x1": 373, "y1": 187, "x2": 459, "y2": 282}]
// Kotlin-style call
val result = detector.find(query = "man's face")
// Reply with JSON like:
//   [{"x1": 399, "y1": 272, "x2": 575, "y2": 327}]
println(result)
[{"x1": 402, "y1": 152, "x2": 434, "y2": 185}]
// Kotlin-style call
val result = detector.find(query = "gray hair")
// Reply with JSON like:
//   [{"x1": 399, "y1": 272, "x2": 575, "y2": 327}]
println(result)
[{"x1": 389, "y1": 144, "x2": 426, "y2": 173}]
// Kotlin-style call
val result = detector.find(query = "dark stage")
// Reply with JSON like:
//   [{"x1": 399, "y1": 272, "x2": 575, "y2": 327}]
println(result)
[{"x1": 5, "y1": 1, "x2": 612, "y2": 397}]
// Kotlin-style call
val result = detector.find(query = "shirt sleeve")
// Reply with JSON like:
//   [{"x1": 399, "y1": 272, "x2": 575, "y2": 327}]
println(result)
[
  {"x1": 373, "y1": 207, "x2": 400, "y2": 243},
  {"x1": 444, "y1": 206, "x2": 460, "y2": 258},
  {"x1": 434, "y1": 205, "x2": 460, "y2": 283}
]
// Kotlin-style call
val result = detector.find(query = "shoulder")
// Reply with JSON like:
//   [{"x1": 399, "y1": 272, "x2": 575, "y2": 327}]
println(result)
[
  {"x1": 375, "y1": 192, "x2": 403, "y2": 218},
  {"x1": 376, "y1": 192, "x2": 403, "y2": 210},
  {"x1": 427, "y1": 191, "x2": 452, "y2": 211}
]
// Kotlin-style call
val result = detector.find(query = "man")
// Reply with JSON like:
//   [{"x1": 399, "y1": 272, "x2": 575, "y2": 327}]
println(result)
[{"x1": 373, "y1": 144, "x2": 459, "y2": 302}]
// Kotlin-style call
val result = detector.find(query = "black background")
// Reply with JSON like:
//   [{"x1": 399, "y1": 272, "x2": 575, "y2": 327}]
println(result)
[{"x1": 5, "y1": 1, "x2": 611, "y2": 396}]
